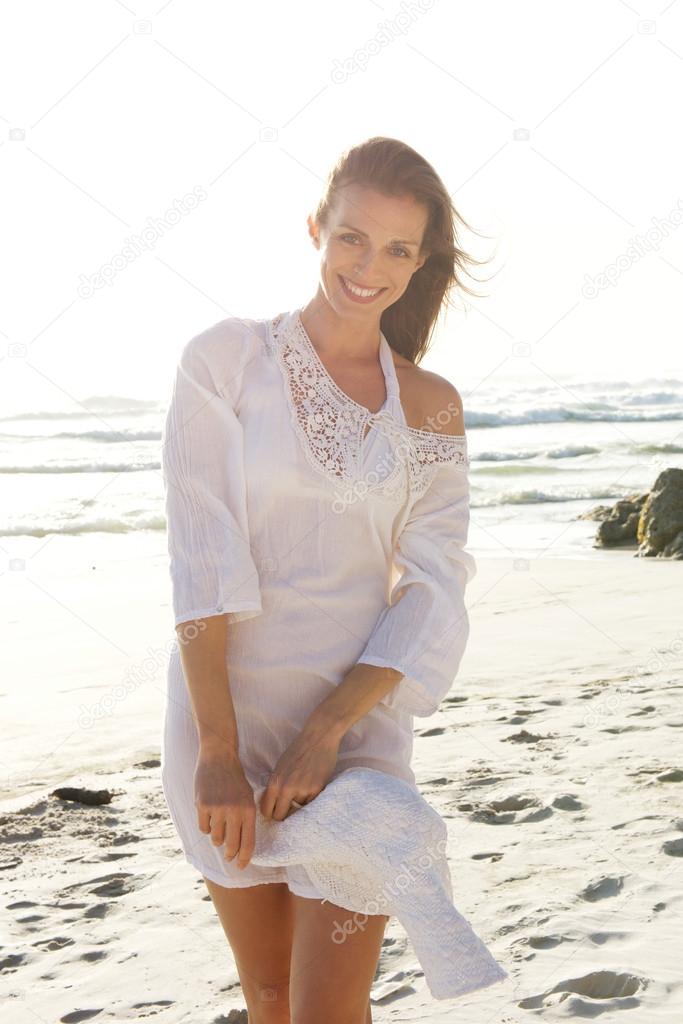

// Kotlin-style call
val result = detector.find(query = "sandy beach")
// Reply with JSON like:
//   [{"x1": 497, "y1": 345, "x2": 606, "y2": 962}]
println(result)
[
  {"x1": 3, "y1": 540, "x2": 682, "y2": 1022},
  {"x1": 3, "y1": 0, "x2": 683, "y2": 1016}
]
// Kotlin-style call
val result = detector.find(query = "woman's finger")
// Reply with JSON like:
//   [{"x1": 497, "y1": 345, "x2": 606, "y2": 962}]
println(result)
[
  {"x1": 272, "y1": 792, "x2": 299, "y2": 822},
  {"x1": 235, "y1": 805, "x2": 256, "y2": 868},
  {"x1": 259, "y1": 778, "x2": 280, "y2": 820},
  {"x1": 196, "y1": 805, "x2": 212, "y2": 834},
  {"x1": 222, "y1": 811, "x2": 242, "y2": 860},
  {"x1": 209, "y1": 812, "x2": 226, "y2": 847}
]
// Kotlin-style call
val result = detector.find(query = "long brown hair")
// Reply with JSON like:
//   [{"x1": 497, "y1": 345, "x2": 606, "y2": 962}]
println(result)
[{"x1": 311, "y1": 136, "x2": 493, "y2": 364}]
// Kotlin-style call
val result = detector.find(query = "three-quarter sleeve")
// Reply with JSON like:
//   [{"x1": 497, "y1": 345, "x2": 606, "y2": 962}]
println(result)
[
  {"x1": 161, "y1": 324, "x2": 262, "y2": 628},
  {"x1": 356, "y1": 453, "x2": 476, "y2": 717}
]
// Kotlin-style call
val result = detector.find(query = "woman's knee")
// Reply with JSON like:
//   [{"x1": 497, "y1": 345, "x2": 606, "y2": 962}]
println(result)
[{"x1": 236, "y1": 975, "x2": 291, "y2": 1024}]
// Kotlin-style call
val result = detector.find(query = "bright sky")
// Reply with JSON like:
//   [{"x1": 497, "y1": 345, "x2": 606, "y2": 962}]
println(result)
[{"x1": 1, "y1": 0, "x2": 682, "y2": 418}]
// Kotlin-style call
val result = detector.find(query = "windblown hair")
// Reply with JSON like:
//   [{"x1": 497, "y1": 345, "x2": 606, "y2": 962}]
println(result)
[{"x1": 311, "y1": 136, "x2": 493, "y2": 363}]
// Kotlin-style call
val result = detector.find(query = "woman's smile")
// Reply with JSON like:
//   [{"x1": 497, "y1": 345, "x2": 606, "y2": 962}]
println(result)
[{"x1": 338, "y1": 273, "x2": 388, "y2": 303}]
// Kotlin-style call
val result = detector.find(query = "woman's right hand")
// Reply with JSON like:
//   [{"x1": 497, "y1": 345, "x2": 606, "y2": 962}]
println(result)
[{"x1": 194, "y1": 747, "x2": 256, "y2": 870}]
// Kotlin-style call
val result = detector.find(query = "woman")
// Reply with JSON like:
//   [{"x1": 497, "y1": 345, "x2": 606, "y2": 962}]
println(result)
[{"x1": 160, "y1": 136, "x2": 488, "y2": 1023}]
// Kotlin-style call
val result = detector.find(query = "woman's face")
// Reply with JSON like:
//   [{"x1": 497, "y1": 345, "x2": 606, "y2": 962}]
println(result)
[{"x1": 309, "y1": 183, "x2": 430, "y2": 320}]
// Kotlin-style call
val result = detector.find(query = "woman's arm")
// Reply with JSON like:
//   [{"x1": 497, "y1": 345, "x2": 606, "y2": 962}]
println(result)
[
  {"x1": 177, "y1": 616, "x2": 256, "y2": 870},
  {"x1": 176, "y1": 617, "x2": 239, "y2": 753},
  {"x1": 297, "y1": 663, "x2": 405, "y2": 747},
  {"x1": 258, "y1": 663, "x2": 404, "y2": 822},
  {"x1": 161, "y1": 323, "x2": 265, "y2": 868}
]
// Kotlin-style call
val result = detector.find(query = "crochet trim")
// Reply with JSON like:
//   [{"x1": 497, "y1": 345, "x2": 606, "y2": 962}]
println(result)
[{"x1": 267, "y1": 310, "x2": 469, "y2": 503}]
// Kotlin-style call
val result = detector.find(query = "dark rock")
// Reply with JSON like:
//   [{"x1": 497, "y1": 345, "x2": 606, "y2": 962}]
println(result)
[
  {"x1": 51, "y1": 788, "x2": 116, "y2": 806},
  {"x1": 638, "y1": 468, "x2": 683, "y2": 557},
  {"x1": 585, "y1": 468, "x2": 683, "y2": 559},
  {"x1": 578, "y1": 503, "x2": 620, "y2": 522},
  {"x1": 591, "y1": 493, "x2": 648, "y2": 546}
]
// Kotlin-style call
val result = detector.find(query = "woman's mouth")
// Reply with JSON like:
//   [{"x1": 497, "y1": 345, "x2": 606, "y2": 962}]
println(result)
[{"x1": 338, "y1": 274, "x2": 387, "y2": 303}]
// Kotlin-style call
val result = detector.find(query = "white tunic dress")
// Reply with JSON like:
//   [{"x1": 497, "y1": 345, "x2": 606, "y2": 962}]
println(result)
[{"x1": 160, "y1": 307, "x2": 476, "y2": 899}]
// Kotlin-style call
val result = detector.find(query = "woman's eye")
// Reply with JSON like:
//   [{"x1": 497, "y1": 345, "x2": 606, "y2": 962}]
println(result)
[{"x1": 340, "y1": 235, "x2": 408, "y2": 258}]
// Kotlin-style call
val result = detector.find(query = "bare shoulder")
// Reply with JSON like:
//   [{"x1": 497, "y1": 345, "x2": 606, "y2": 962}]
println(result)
[{"x1": 393, "y1": 355, "x2": 465, "y2": 437}]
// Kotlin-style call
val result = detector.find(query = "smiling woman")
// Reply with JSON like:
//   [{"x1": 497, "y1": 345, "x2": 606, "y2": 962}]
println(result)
[
  {"x1": 305, "y1": 135, "x2": 492, "y2": 364},
  {"x1": 159, "y1": 136, "x2": 506, "y2": 1021}
]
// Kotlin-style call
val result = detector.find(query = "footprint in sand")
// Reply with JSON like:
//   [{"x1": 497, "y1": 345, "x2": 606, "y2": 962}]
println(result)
[
  {"x1": 488, "y1": 795, "x2": 538, "y2": 812},
  {"x1": 518, "y1": 969, "x2": 648, "y2": 1011},
  {"x1": 589, "y1": 930, "x2": 631, "y2": 945},
  {"x1": 32, "y1": 936, "x2": 75, "y2": 952},
  {"x1": 0, "y1": 952, "x2": 27, "y2": 972},
  {"x1": 502, "y1": 729, "x2": 553, "y2": 744},
  {"x1": 552, "y1": 793, "x2": 583, "y2": 810},
  {"x1": 469, "y1": 794, "x2": 553, "y2": 825},
  {"x1": 83, "y1": 904, "x2": 109, "y2": 920},
  {"x1": 527, "y1": 933, "x2": 567, "y2": 949},
  {"x1": 579, "y1": 875, "x2": 626, "y2": 901},
  {"x1": 371, "y1": 968, "x2": 423, "y2": 1003},
  {"x1": 464, "y1": 772, "x2": 504, "y2": 788},
  {"x1": 131, "y1": 1000, "x2": 175, "y2": 1012},
  {"x1": 59, "y1": 1011, "x2": 103, "y2": 1023},
  {"x1": 58, "y1": 871, "x2": 142, "y2": 900},
  {"x1": 89, "y1": 872, "x2": 133, "y2": 897},
  {"x1": 662, "y1": 837, "x2": 683, "y2": 857},
  {"x1": 498, "y1": 707, "x2": 547, "y2": 725}
]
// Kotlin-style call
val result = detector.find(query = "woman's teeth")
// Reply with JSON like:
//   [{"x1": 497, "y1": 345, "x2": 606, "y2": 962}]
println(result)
[{"x1": 339, "y1": 275, "x2": 385, "y2": 299}]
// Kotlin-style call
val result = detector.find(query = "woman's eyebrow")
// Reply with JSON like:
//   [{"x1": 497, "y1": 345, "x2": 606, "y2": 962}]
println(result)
[{"x1": 338, "y1": 222, "x2": 419, "y2": 247}]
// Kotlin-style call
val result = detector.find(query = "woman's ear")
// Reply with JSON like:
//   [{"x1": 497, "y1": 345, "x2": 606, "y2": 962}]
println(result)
[{"x1": 307, "y1": 214, "x2": 320, "y2": 249}]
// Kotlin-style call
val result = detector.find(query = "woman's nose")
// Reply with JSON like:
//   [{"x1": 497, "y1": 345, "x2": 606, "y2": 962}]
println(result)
[{"x1": 354, "y1": 250, "x2": 381, "y2": 275}]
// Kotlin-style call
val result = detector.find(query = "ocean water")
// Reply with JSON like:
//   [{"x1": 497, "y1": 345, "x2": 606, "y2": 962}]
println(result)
[{"x1": 1, "y1": 377, "x2": 682, "y2": 560}]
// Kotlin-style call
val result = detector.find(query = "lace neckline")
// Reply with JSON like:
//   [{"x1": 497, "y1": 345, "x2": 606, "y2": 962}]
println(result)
[
  {"x1": 267, "y1": 309, "x2": 469, "y2": 505},
  {"x1": 292, "y1": 308, "x2": 467, "y2": 443},
  {"x1": 294, "y1": 308, "x2": 398, "y2": 417}
]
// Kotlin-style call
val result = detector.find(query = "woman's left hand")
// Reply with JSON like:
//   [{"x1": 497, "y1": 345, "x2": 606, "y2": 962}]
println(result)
[{"x1": 259, "y1": 720, "x2": 342, "y2": 821}]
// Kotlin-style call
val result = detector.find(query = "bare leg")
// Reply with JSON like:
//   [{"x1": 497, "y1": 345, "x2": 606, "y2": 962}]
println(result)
[
  {"x1": 288, "y1": 893, "x2": 389, "y2": 1024},
  {"x1": 203, "y1": 877, "x2": 293, "y2": 1024},
  {"x1": 203, "y1": 877, "x2": 386, "y2": 1023}
]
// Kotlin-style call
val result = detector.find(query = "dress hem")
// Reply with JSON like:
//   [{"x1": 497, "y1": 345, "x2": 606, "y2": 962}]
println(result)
[{"x1": 183, "y1": 851, "x2": 326, "y2": 901}]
